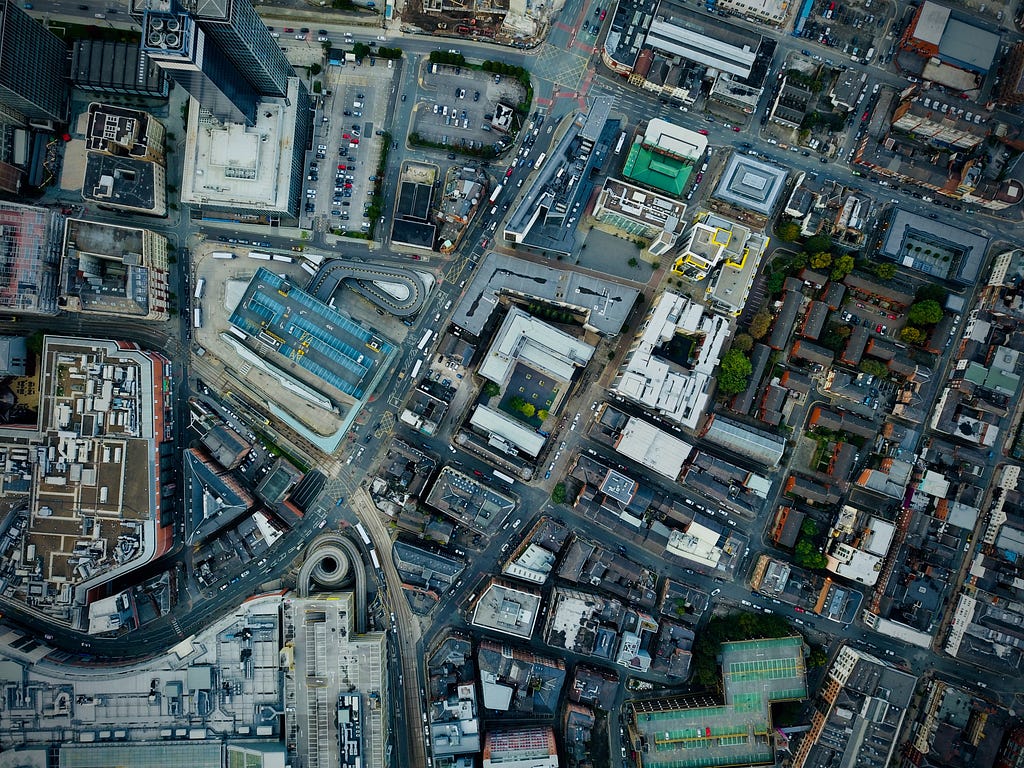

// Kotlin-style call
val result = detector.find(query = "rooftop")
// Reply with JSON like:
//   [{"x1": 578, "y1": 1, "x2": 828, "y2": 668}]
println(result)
[
  {"x1": 0, "y1": 202, "x2": 64, "y2": 316},
  {"x1": 471, "y1": 581, "x2": 542, "y2": 640},
  {"x1": 713, "y1": 154, "x2": 789, "y2": 216},
  {"x1": 880, "y1": 207, "x2": 990, "y2": 285},
  {"x1": 614, "y1": 417, "x2": 693, "y2": 480},
  {"x1": 478, "y1": 307, "x2": 595, "y2": 385},
  {"x1": 621, "y1": 119, "x2": 706, "y2": 197},
  {"x1": 645, "y1": 0, "x2": 764, "y2": 79},
  {"x1": 228, "y1": 268, "x2": 396, "y2": 404},
  {"x1": 452, "y1": 252, "x2": 640, "y2": 338}
]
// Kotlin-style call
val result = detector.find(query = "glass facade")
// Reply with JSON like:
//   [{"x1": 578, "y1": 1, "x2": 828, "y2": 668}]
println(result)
[
  {"x1": 200, "y1": 0, "x2": 293, "y2": 98},
  {"x1": 0, "y1": 0, "x2": 67, "y2": 123}
]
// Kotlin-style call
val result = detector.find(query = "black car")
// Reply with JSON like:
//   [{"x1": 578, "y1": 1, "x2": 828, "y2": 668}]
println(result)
[{"x1": 447, "y1": 153, "x2": 456, "y2": 159}]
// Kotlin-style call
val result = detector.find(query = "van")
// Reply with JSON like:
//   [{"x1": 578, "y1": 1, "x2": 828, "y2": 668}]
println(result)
[
  {"x1": 353, "y1": 100, "x2": 363, "y2": 108},
  {"x1": 442, "y1": 105, "x2": 449, "y2": 117},
  {"x1": 490, "y1": 205, "x2": 498, "y2": 215}
]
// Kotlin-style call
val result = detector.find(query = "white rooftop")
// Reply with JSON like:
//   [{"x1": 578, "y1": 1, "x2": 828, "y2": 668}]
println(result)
[
  {"x1": 643, "y1": 118, "x2": 708, "y2": 159},
  {"x1": 478, "y1": 308, "x2": 595, "y2": 385},
  {"x1": 469, "y1": 405, "x2": 546, "y2": 458},
  {"x1": 615, "y1": 417, "x2": 693, "y2": 480},
  {"x1": 180, "y1": 78, "x2": 302, "y2": 213}
]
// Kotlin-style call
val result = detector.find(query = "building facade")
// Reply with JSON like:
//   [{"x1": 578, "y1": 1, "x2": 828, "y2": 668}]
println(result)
[{"x1": 0, "y1": 0, "x2": 67, "y2": 125}]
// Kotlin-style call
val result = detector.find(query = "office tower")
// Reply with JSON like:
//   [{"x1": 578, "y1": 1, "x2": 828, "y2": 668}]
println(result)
[
  {"x1": 0, "y1": 0, "x2": 67, "y2": 125},
  {"x1": 134, "y1": 0, "x2": 293, "y2": 125}
]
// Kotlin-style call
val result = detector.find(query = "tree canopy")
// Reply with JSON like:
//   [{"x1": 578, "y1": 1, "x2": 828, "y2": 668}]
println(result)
[
  {"x1": 830, "y1": 254, "x2": 855, "y2": 281},
  {"x1": 777, "y1": 221, "x2": 801, "y2": 242},
  {"x1": 874, "y1": 262, "x2": 897, "y2": 280},
  {"x1": 749, "y1": 309, "x2": 774, "y2": 340},
  {"x1": 718, "y1": 349, "x2": 753, "y2": 395},
  {"x1": 907, "y1": 299, "x2": 943, "y2": 326}
]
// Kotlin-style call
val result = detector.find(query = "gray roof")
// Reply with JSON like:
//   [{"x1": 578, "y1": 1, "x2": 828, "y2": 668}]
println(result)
[
  {"x1": 769, "y1": 290, "x2": 803, "y2": 350},
  {"x1": 452, "y1": 252, "x2": 639, "y2": 338},
  {"x1": 939, "y1": 17, "x2": 1000, "y2": 72},
  {"x1": 703, "y1": 415, "x2": 785, "y2": 468},
  {"x1": 713, "y1": 154, "x2": 789, "y2": 215},
  {"x1": 881, "y1": 208, "x2": 990, "y2": 285}
]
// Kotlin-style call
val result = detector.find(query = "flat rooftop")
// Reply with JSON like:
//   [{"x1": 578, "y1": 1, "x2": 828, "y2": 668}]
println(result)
[
  {"x1": 471, "y1": 582, "x2": 542, "y2": 639},
  {"x1": 229, "y1": 268, "x2": 396, "y2": 402},
  {"x1": 425, "y1": 466, "x2": 516, "y2": 532},
  {"x1": 452, "y1": 253, "x2": 640, "y2": 338},
  {"x1": 478, "y1": 307, "x2": 595, "y2": 385},
  {"x1": 645, "y1": 0, "x2": 763, "y2": 78},
  {"x1": 880, "y1": 207, "x2": 990, "y2": 285},
  {"x1": 82, "y1": 153, "x2": 161, "y2": 215},
  {"x1": 615, "y1": 417, "x2": 693, "y2": 480},
  {"x1": 180, "y1": 79, "x2": 303, "y2": 213}
]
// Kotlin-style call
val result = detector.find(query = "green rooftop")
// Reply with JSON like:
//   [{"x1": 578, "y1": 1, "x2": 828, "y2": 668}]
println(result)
[
  {"x1": 621, "y1": 141, "x2": 694, "y2": 197},
  {"x1": 631, "y1": 636, "x2": 807, "y2": 768}
]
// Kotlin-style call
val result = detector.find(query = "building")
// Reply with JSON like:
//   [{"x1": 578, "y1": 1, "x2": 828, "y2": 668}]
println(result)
[
  {"x1": 179, "y1": 77, "x2": 311, "y2": 225},
  {"x1": 611, "y1": 291, "x2": 732, "y2": 431},
  {"x1": 424, "y1": 466, "x2": 516, "y2": 532},
  {"x1": 477, "y1": 640, "x2": 565, "y2": 715},
  {"x1": 283, "y1": 593, "x2": 388, "y2": 768},
  {"x1": 82, "y1": 104, "x2": 168, "y2": 217},
  {"x1": 0, "y1": 336, "x2": 174, "y2": 627},
  {"x1": 672, "y1": 212, "x2": 770, "y2": 317},
  {"x1": 452, "y1": 252, "x2": 640, "y2": 340},
  {"x1": 644, "y1": 0, "x2": 766, "y2": 79},
  {"x1": 0, "y1": 201, "x2": 64, "y2": 316},
  {"x1": 0, "y1": 0, "x2": 67, "y2": 125},
  {"x1": 629, "y1": 636, "x2": 807, "y2": 768},
  {"x1": 891, "y1": 94, "x2": 990, "y2": 151},
  {"x1": 702, "y1": 415, "x2": 786, "y2": 468},
  {"x1": 899, "y1": 1, "x2": 1000, "y2": 76},
  {"x1": 997, "y1": 42, "x2": 1024, "y2": 106},
  {"x1": 228, "y1": 268, "x2": 397, "y2": 408},
  {"x1": 611, "y1": 415, "x2": 693, "y2": 481},
  {"x1": 792, "y1": 645, "x2": 917, "y2": 768},
  {"x1": 483, "y1": 727, "x2": 559, "y2": 768},
  {"x1": 478, "y1": 307, "x2": 595, "y2": 394},
  {"x1": 502, "y1": 98, "x2": 616, "y2": 255},
  {"x1": 133, "y1": 0, "x2": 293, "y2": 124},
  {"x1": 826, "y1": 506, "x2": 896, "y2": 585},
  {"x1": 59, "y1": 218, "x2": 171, "y2": 320},
  {"x1": 183, "y1": 446, "x2": 255, "y2": 543},
  {"x1": 70, "y1": 40, "x2": 170, "y2": 98},
  {"x1": 879, "y1": 208, "x2": 990, "y2": 285},
  {"x1": 470, "y1": 580, "x2": 542, "y2": 640},
  {"x1": 593, "y1": 177, "x2": 687, "y2": 257},
  {"x1": 392, "y1": 164, "x2": 437, "y2": 251},
  {"x1": 621, "y1": 119, "x2": 706, "y2": 198},
  {"x1": 713, "y1": 153, "x2": 789, "y2": 217},
  {"x1": 0, "y1": 335, "x2": 27, "y2": 375}
]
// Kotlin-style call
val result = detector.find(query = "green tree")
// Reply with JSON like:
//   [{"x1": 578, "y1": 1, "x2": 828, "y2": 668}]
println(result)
[
  {"x1": 353, "y1": 42, "x2": 370, "y2": 60},
  {"x1": 874, "y1": 262, "x2": 897, "y2": 280},
  {"x1": 915, "y1": 283, "x2": 948, "y2": 305},
  {"x1": 483, "y1": 381, "x2": 501, "y2": 398},
  {"x1": 899, "y1": 326, "x2": 927, "y2": 344},
  {"x1": 509, "y1": 395, "x2": 526, "y2": 410},
  {"x1": 800, "y1": 518, "x2": 819, "y2": 537},
  {"x1": 804, "y1": 233, "x2": 832, "y2": 255},
  {"x1": 309, "y1": 63, "x2": 322, "y2": 76},
  {"x1": 907, "y1": 299, "x2": 943, "y2": 326},
  {"x1": 777, "y1": 220, "x2": 801, "y2": 242},
  {"x1": 809, "y1": 251, "x2": 832, "y2": 270},
  {"x1": 537, "y1": 409, "x2": 549, "y2": 421},
  {"x1": 749, "y1": 309, "x2": 773, "y2": 340},
  {"x1": 628, "y1": 257, "x2": 639, "y2": 268},
  {"x1": 551, "y1": 483, "x2": 567, "y2": 504},
  {"x1": 807, "y1": 647, "x2": 829, "y2": 668},
  {"x1": 830, "y1": 254, "x2": 855, "y2": 281},
  {"x1": 718, "y1": 349, "x2": 753, "y2": 395},
  {"x1": 521, "y1": 403, "x2": 536, "y2": 418},
  {"x1": 859, "y1": 359, "x2": 889, "y2": 378},
  {"x1": 789, "y1": 251, "x2": 808, "y2": 270},
  {"x1": 732, "y1": 333, "x2": 754, "y2": 353},
  {"x1": 766, "y1": 271, "x2": 787, "y2": 295}
]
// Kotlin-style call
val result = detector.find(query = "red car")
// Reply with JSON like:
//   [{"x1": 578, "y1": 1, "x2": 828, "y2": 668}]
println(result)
[
  {"x1": 876, "y1": 324, "x2": 883, "y2": 333},
  {"x1": 794, "y1": 606, "x2": 805, "y2": 613},
  {"x1": 698, "y1": 128, "x2": 709, "y2": 135},
  {"x1": 599, "y1": 8, "x2": 606, "y2": 18},
  {"x1": 732, "y1": 125, "x2": 741, "y2": 131},
  {"x1": 351, "y1": 138, "x2": 359, "y2": 144},
  {"x1": 342, "y1": 133, "x2": 350, "y2": 139},
  {"x1": 694, "y1": 172, "x2": 704, "y2": 183},
  {"x1": 344, "y1": 183, "x2": 353, "y2": 188},
  {"x1": 506, "y1": 167, "x2": 514, "y2": 177},
  {"x1": 411, "y1": 254, "x2": 421, "y2": 260},
  {"x1": 337, "y1": 164, "x2": 346, "y2": 170}
]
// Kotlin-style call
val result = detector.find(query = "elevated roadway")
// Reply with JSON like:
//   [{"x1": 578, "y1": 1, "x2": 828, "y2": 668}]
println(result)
[
  {"x1": 308, "y1": 258, "x2": 428, "y2": 317},
  {"x1": 296, "y1": 533, "x2": 369, "y2": 634}
]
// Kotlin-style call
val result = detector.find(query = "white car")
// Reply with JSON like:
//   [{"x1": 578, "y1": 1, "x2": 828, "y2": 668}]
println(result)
[{"x1": 711, "y1": 588, "x2": 721, "y2": 596}]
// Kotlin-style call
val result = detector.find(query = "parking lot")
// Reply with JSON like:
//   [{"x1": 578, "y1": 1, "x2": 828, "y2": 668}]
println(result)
[
  {"x1": 411, "y1": 64, "x2": 527, "y2": 155},
  {"x1": 797, "y1": 0, "x2": 890, "y2": 62},
  {"x1": 302, "y1": 46, "x2": 396, "y2": 233}
]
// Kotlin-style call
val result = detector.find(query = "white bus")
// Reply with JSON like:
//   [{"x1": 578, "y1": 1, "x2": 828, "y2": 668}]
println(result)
[
  {"x1": 354, "y1": 523, "x2": 371, "y2": 545},
  {"x1": 411, "y1": 359, "x2": 423, "y2": 379},
  {"x1": 533, "y1": 152, "x2": 547, "y2": 171},
  {"x1": 211, "y1": 251, "x2": 236, "y2": 260},
  {"x1": 417, "y1": 329, "x2": 433, "y2": 351},
  {"x1": 493, "y1": 469, "x2": 516, "y2": 486},
  {"x1": 248, "y1": 251, "x2": 272, "y2": 261},
  {"x1": 272, "y1": 254, "x2": 294, "y2": 263},
  {"x1": 303, "y1": 252, "x2": 324, "y2": 267},
  {"x1": 301, "y1": 262, "x2": 317, "y2": 276},
  {"x1": 228, "y1": 326, "x2": 248, "y2": 340},
  {"x1": 614, "y1": 131, "x2": 627, "y2": 155},
  {"x1": 488, "y1": 184, "x2": 503, "y2": 204},
  {"x1": 369, "y1": 548, "x2": 381, "y2": 570},
  {"x1": 193, "y1": 277, "x2": 206, "y2": 300},
  {"x1": 193, "y1": 308, "x2": 203, "y2": 329}
]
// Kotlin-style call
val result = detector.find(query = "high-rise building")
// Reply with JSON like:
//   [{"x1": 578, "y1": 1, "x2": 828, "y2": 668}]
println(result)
[
  {"x1": 0, "y1": 0, "x2": 68, "y2": 125},
  {"x1": 0, "y1": 201, "x2": 64, "y2": 316},
  {"x1": 132, "y1": 0, "x2": 293, "y2": 125}
]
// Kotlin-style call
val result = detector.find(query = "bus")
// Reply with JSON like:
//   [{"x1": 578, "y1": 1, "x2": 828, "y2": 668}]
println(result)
[
  {"x1": 488, "y1": 184, "x2": 503, "y2": 204},
  {"x1": 193, "y1": 308, "x2": 203, "y2": 329},
  {"x1": 272, "y1": 254, "x2": 294, "y2": 263},
  {"x1": 493, "y1": 469, "x2": 516, "y2": 486},
  {"x1": 410, "y1": 359, "x2": 423, "y2": 379},
  {"x1": 614, "y1": 131, "x2": 627, "y2": 155},
  {"x1": 301, "y1": 262, "x2": 317, "y2": 276},
  {"x1": 211, "y1": 251, "x2": 236, "y2": 260},
  {"x1": 417, "y1": 329, "x2": 433, "y2": 351},
  {"x1": 534, "y1": 152, "x2": 547, "y2": 171},
  {"x1": 303, "y1": 252, "x2": 324, "y2": 268},
  {"x1": 354, "y1": 523, "x2": 371, "y2": 545},
  {"x1": 228, "y1": 326, "x2": 248, "y2": 340},
  {"x1": 193, "y1": 277, "x2": 206, "y2": 300},
  {"x1": 369, "y1": 548, "x2": 381, "y2": 570},
  {"x1": 248, "y1": 251, "x2": 272, "y2": 261}
]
